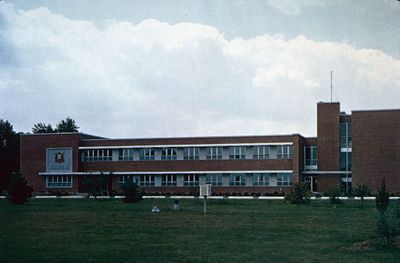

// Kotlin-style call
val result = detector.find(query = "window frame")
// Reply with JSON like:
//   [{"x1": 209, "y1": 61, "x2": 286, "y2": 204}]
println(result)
[
  {"x1": 140, "y1": 148, "x2": 155, "y2": 160},
  {"x1": 161, "y1": 148, "x2": 177, "y2": 160},
  {"x1": 183, "y1": 174, "x2": 199, "y2": 186},
  {"x1": 183, "y1": 147, "x2": 200, "y2": 160},
  {"x1": 229, "y1": 173, "x2": 246, "y2": 186},
  {"x1": 253, "y1": 173, "x2": 270, "y2": 186},
  {"x1": 229, "y1": 146, "x2": 246, "y2": 159},
  {"x1": 46, "y1": 175, "x2": 73, "y2": 188},
  {"x1": 161, "y1": 174, "x2": 177, "y2": 186}
]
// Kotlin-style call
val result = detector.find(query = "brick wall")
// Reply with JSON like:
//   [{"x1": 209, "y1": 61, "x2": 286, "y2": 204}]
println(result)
[
  {"x1": 352, "y1": 110, "x2": 400, "y2": 193},
  {"x1": 20, "y1": 133, "x2": 81, "y2": 192},
  {"x1": 317, "y1": 102, "x2": 340, "y2": 171}
]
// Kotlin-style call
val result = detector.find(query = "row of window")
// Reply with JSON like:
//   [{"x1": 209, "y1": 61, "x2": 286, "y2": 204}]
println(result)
[
  {"x1": 81, "y1": 145, "x2": 293, "y2": 162},
  {"x1": 46, "y1": 176, "x2": 73, "y2": 188},
  {"x1": 45, "y1": 173, "x2": 293, "y2": 189},
  {"x1": 118, "y1": 173, "x2": 293, "y2": 187}
]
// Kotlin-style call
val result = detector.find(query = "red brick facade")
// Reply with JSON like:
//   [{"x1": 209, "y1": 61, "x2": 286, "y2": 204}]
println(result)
[
  {"x1": 352, "y1": 110, "x2": 400, "y2": 193},
  {"x1": 19, "y1": 102, "x2": 400, "y2": 195}
]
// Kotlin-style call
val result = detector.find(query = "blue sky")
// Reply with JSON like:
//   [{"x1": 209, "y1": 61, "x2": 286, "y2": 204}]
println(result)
[{"x1": 1, "y1": 0, "x2": 400, "y2": 137}]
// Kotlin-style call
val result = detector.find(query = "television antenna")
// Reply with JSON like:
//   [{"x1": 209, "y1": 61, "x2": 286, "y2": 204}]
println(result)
[{"x1": 330, "y1": 71, "x2": 333, "y2": 102}]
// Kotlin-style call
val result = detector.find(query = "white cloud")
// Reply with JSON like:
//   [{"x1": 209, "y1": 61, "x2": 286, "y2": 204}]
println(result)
[{"x1": 1, "y1": 3, "x2": 400, "y2": 138}]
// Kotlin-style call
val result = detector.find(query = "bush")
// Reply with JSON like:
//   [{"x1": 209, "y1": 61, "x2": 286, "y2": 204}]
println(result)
[
  {"x1": 325, "y1": 187, "x2": 342, "y2": 206},
  {"x1": 121, "y1": 180, "x2": 143, "y2": 203},
  {"x1": 376, "y1": 178, "x2": 390, "y2": 216},
  {"x1": 83, "y1": 173, "x2": 108, "y2": 199},
  {"x1": 285, "y1": 182, "x2": 311, "y2": 204},
  {"x1": 353, "y1": 184, "x2": 372, "y2": 209},
  {"x1": 7, "y1": 173, "x2": 33, "y2": 204},
  {"x1": 377, "y1": 207, "x2": 400, "y2": 247}
]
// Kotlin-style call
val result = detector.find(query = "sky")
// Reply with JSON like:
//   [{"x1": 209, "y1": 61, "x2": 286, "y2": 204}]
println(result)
[{"x1": 1, "y1": 0, "x2": 399, "y2": 138}]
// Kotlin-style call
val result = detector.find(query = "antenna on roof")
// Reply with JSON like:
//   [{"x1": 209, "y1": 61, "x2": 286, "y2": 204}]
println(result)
[{"x1": 330, "y1": 71, "x2": 333, "y2": 102}]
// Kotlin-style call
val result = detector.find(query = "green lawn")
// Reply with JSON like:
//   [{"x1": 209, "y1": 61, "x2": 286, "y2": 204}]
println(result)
[{"x1": 1, "y1": 198, "x2": 399, "y2": 263}]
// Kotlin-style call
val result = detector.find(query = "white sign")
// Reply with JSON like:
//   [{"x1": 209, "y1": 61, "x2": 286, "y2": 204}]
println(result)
[
  {"x1": 200, "y1": 184, "x2": 212, "y2": 197},
  {"x1": 46, "y1": 148, "x2": 73, "y2": 172}
]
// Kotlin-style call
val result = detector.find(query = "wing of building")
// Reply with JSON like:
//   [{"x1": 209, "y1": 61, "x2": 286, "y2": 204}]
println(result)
[{"x1": 20, "y1": 102, "x2": 400, "y2": 195}]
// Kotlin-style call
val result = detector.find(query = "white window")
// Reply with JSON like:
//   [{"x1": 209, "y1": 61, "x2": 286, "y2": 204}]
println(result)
[
  {"x1": 277, "y1": 173, "x2": 293, "y2": 186},
  {"x1": 140, "y1": 175, "x2": 155, "y2": 187},
  {"x1": 206, "y1": 174, "x2": 223, "y2": 186},
  {"x1": 140, "y1": 148, "x2": 155, "y2": 160},
  {"x1": 206, "y1": 147, "x2": 223, "y2": 159},
  {"x1": 305, "y1": 146, "x2": 317, "y2": 169},
  {"x1": 253, "y1": 146, "x2": 269, "y2": 159},
  {"x1": 118, "y1": 175, "x2": 139, "y2": 184},
  {"x1": 81, "y1": 149, "x2": 112, "y2": 162},
  {"x1": 229, "y1": 173, "x2": 246, "y2": 186},
  {"x1": 229, "y1": 146, "x2": 246, "y2": 159},
  {"x1": 46, "y1": 176, "x2": 72, "y2": 188},
  {"x1": 183, "y1": 147, "x2": 200, "y2": 160},
  {"x1": 161, "y1": 148, "x2": 177, "y2": 160},
  {"x1": 161, "y1": 175, "x2": 177, "y2": 186},
  {"x1": 184, "y1": 174, "x2": 199, "y2": 186},
  {"x1": 277, "y1": 145, "x2": 293, "y2": 159},
  {"x1": 253, "y1": 173, "x2": 270, "y2": 186},
  {"x1": 118, "y1": 149, "x2": 134, "y2": 161}
]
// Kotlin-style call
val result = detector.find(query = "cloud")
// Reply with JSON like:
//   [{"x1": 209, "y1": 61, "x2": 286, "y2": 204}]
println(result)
[{"x1": 1, "y1": 3, "x2": 400, "y2": 138}]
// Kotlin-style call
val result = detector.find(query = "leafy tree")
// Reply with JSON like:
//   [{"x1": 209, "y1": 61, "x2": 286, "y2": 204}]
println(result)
[
  {"x1": 83, "y1": 173, "x2": 107, "y2": 199},
  {"x1": 353, "y1": 184, "x2": 372, "y2": 209},
  {"x1": 0, "y1": 119, "x2": 19, "y2": 191},
  {"x1": 285, "y1": 182, "x2": 311, "y2": 204},
  {"x1": 376, "y1": 178, "x2": 390, "y2": 216},
  {"x1": 55, "y1": 117, "x2": 79, "y2": 132},
  {"x1": 325, "y1": 187, "x2": 342, "y2": 206},
  {"x1": 374, "y1": 178, "x2": 395, "y2": 247},
  {"x1": 121, "y1": 177, "x2": 143, "y2": 203},
  {"x1": 7, "y1": 172, "x2": 33, "y2": 204},
  {"x1": 32, "y1": 122, "x2": 55, "y2": 133}
]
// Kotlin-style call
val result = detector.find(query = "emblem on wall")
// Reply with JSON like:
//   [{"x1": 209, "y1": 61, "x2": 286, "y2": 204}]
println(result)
[
  {"x1": 46, "y1": 148, "x2": 72, "y2": 172},
  {"x1": 54, "y1": 152, "x2": 65, "y2": 163}
]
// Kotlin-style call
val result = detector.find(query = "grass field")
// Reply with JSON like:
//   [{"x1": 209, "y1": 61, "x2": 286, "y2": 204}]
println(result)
[{"x1": 1, "y1": 198, "x2": 400, "y2": 263}]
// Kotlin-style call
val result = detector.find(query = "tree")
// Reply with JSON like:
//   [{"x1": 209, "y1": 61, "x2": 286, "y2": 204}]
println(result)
[
  {"x1": 376, "y1": 178, "x2": 390, "y2": 216},
  {"x1": 32, "y1": 122, "x2": 55, "y2": 133},
  {"x1": 7, "y1": 172, "x2": 33, "y2": 204},
  {"x1": 353, "y1": 184, "x2": 372, "y2": 209},
  {"x1": 375, "y1": 178, "x2": 395, "y2": 247},
  {"x1": 121, "y1": 177, "x2": 143, "y2": 203},
  {"x1": 55, "y1": 117, "x2": 79, "y2": 132},
  {"x1": 31, "y1": 117, "x2": 79, "y2": 133},
  {"x1": 83, "y1": 173, "x2": 108, "y2": 199},
  {"x1": 0, "y1": 119, "x2": 19, "y2": 191},
  {"x1": 285, "y1": 182, "x2": 311, "y2": 204}
]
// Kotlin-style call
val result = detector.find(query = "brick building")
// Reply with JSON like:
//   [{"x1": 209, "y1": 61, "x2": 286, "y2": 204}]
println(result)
[{"x1": 20, "y1": 102, "x2": 400, "y2": 195}]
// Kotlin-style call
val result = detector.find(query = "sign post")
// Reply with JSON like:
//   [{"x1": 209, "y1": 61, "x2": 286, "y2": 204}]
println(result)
[{"x1": 199, "y1": 184, "x2": 211, "y2": 214}]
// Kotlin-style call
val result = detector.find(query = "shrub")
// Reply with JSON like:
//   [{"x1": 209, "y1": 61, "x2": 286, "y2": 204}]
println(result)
[
  {"x1": 7, "y1": 173, "x2": 33, "y2": 204},
  {"x1": 121, "y1": 180, "x2": 143, "y2": 203},
  {"x1": 83, "y1": 173, "x2": 108, "y2": 199},
  {"x1": 285, "y1": 182, "x2": 311, "y2": 204},
  {"x1": 325, "y1": 187, "x2": 342, "y2": 206},
  {"x1": 353, "y1": 184, "x2": 372, "y2": 209},
  {"x1": 376, "y1": 178, "x2": 390, "y2": 216},
  {"x1": 377, "y1": 207, "x2": 400, "y2": 247}
]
